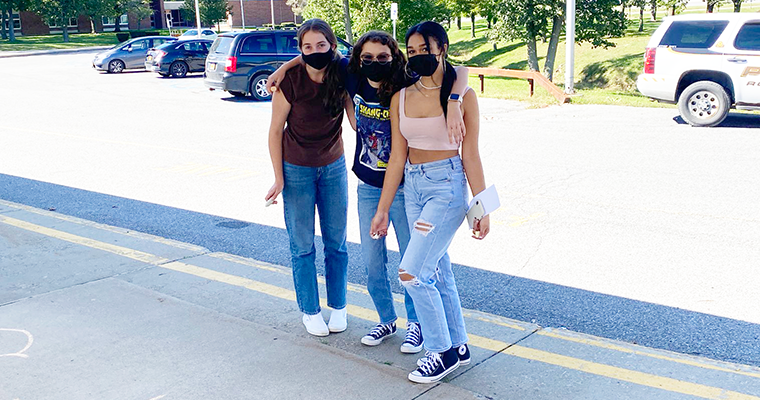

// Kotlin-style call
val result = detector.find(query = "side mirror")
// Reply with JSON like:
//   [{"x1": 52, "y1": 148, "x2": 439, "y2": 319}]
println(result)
[{"x1": 126, "y1": 46, "x2": 132, "y2": 52}]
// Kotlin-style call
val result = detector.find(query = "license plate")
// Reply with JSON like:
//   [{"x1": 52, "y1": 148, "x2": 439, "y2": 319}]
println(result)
[
  {"x1": 147, "y1": 55, "x2": 153, "y2": 61},
  {"x1": 208, "y1": 63, "x2": 216, "y2": 71}
]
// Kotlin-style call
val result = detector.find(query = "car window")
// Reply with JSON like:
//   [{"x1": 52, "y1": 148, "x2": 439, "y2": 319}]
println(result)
[
  {"x1": 203, "y1": 30, "x2": 215, "y2": 35},
  {"x1": 734, "y1": 22, "x2": 760, "y2": 51},
  {"x1": 209, "y1": 36, "x2": 234, "y2": 55},
  {"x1": 659, "y1": 20, "x2": 729, "y2": 49},
  {"x1": 152, "y1": 38, "x2": 171, "y2": 47},
  {"x1": 184, "y1": 30, "x2": 197, "y2": 36},
  {"x1": 181, "y1": 41, "x2": 204, "y2": 52},
  {"x1": 130, "y1": 40, "x2": 148, "y2": 50},
  {"x1": 157, "y1": 41, "x2": 175, "y2": 50},
  {"x1": 241, "y1": 34, "x2": 275, "y2": 54},
  {"x1": 336, "y1": 39, "x2": 351, "y2": 56},
  {"x1": 277, "y1": 33, "x2": 299, "y2": 54}
]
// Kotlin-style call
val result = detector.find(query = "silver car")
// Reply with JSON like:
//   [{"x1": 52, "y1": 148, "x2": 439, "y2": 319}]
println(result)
[{"x1": 93, "y1": 36, "x2": 177, "y2": 73}]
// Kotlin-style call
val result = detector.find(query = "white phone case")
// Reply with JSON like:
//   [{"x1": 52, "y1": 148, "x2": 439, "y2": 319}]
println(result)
[{"x1": 466, "y1": 200, "x2": 486, "y2": 229}]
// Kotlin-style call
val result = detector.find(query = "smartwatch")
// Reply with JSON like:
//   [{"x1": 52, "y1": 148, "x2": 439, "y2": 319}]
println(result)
[{"x1": 448, "y1": 93, "x2": 463, "y2": 103}]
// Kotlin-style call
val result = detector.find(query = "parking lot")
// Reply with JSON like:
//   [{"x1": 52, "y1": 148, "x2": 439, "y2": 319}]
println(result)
[{"x1": 1, "y1": 50, "x2": 760, "y2": 369}]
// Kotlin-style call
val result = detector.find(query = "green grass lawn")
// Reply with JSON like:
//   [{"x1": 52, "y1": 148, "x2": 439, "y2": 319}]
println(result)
[
  {"x1": 449, "y1": 2, "x2": 760, "y2": 107},
  {"x1": 0, "y1": 32, "x2": 122, "y2": 52}
]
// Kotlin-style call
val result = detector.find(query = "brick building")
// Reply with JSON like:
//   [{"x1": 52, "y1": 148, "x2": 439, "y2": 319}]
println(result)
[{"x1": 6, "y1": 0, "x2": 296, "y2": 37}]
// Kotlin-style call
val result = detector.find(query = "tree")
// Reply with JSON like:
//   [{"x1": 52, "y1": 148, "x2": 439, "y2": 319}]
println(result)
[
  {"x1": 660, "y1": 0, "x2": 688, "y2": 16},
  {"x1": 492, "y1": 0, "x2": 625, "y2": 81},
  {"x1": 704, "y1": 0, "x2": 725, "y2": 13},
  {"x1": 81, "y1": 0, "x2": 109, "y2": 33},
  {"x1": 731, "y1": 0, "x2": 743, "y2": 12},
  {"x1": 130, "y1": 0, "x2": 152, "y2": 30},
  {"x1": 1, "y1": 0, "x2": 29, "y2": 41},
  {"x1": 182, "y1": 0, "x2": 231, "y2": 29},
  {"x1": 630, "y1": 0, "x2": 646, "y2": 32},
  {"x1": 33, "y1": 0, "x2": 81, "y2": 42},
  {"x1": 649, "y1": 0, "x2": 657, "y2": 21},
  {"x1": 341, "y1": 0, "x2": 353, "y2": 42}
]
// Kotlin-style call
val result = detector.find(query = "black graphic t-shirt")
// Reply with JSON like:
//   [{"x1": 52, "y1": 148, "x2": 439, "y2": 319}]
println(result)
[{"x1": 345, "y1": 74, "x2": 394, "y2": 188}]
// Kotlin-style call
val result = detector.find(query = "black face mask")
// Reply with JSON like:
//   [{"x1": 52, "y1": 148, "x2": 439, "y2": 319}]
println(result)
[
  {"x1": 360, "y1": 61, "x2": 393, "y2": 83},
  {"x1": 407, "y1": 54, "x2": 439, "y2": 77},
  {"x1": 303, "y1": 48, "x2": 334, "y2": 70}
]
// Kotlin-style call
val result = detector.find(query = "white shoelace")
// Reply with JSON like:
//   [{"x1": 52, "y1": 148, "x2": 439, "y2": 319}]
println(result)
[
  {"x1": 404, "y1": 323, "x2": 422, "y2": 345},
  {"x1": 368, "y1": 323, "x2": 392, "y2": 339},
  {"x1": 418, "y1": 351, "x2": 442, "y2": 375}
]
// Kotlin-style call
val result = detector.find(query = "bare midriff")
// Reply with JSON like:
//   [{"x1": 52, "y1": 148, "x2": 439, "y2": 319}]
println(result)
[{"x1": 408, "y1": 148, "x2": 460, "y2": 164}]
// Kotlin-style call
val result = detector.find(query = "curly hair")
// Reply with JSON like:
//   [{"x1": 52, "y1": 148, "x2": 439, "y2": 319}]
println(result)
[
  {"x1": 297, "y1": 19, "x2": 346, "y2": 117},
  {"x1": 347, "y1": 31, "x2": 407, "y2": 107}
]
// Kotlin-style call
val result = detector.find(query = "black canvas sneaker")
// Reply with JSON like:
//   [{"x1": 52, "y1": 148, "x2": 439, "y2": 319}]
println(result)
[
  {"x1": 361, "y1": 322, "x2": 397, "y2": 346},
  {"x1": 408, "y1": 347, "x2": 460, "y2": 384},
  {"x1": 400, "y1": 322, "x2": 424, "y2": 353},
  {"x1": 456, "y1": 343, "x2": 471, "y2": 365}
]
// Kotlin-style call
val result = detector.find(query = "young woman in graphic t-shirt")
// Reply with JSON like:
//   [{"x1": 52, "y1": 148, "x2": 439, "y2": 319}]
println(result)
[
  {"x1": 265, "y1": 19, "x2": 352, "y2": 338},
  {"x1": 267, "y1": 29, "x2": 470, "y2": 352},
  {"x1": 370, "y1": 21, "x2": 490, "y2": 384}
]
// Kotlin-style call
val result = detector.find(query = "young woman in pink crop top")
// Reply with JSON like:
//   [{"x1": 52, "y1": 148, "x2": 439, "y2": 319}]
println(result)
[{"x1": 370, "y1": 21, "x2": 490, "y2": 384}]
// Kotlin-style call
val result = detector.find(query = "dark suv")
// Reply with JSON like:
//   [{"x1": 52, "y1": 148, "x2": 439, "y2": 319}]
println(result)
[{"x1": 204, "y1": 30, "x2": 352, "y2": 101}]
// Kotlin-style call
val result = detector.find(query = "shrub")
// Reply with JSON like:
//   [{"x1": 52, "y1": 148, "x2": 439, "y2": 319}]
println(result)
[{"x1": 116, "y1": 32, "x2": 130, "y2": 42}]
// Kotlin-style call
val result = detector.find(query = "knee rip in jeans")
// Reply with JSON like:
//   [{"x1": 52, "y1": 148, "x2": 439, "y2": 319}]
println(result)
[
  {"x1": 413, "y1": 219, "x2": 434, "y2": 237},
  {"x1": 399, "y1": 268, "x2": 421, "y2": 287}
]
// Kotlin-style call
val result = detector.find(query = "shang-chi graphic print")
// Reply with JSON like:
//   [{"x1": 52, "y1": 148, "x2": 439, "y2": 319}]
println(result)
[{"x1": 354, "y1": 94, "x2": 392, "y2": 172}]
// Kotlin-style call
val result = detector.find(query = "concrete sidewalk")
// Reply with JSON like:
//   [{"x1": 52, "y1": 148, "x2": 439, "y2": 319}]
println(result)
[
  {"x1": 2, "y1": 198, "x2": 760, "y2": 400},
  {"x1": 0, "y1": 46, "x2": 110, "y2": 59}
]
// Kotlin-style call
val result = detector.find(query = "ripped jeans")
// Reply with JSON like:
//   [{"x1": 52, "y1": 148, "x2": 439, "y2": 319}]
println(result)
[{"x1": 398, "y1": 155, "x2": 469, "y2": 353}]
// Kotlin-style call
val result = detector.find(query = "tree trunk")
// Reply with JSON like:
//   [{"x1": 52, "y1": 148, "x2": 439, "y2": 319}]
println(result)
[
  {"x1": 114, "y1": 13, "x2": 121, "y2": 31},
  {"x1": 707, "y1": 3, "x2": 715, "y2": 12},
  {"x1": 1, "y1": 9, "x2": 7, "y2": 40},
  {"x1": 7, "y1": 3, "x2": 14, "y2": 41},
  {"x1": 671, "y1": 5, "x2": 676, "y2": 15},
  {"x1": 733, "y1": 0, "x2": 742, "y2": 12},
  {"x1": 470, "y1": 13, "x2": 475, "y2": 38},
  {"x1": 650, "y1": 0, "x2": 657, "y2": 21},
  {"x1": 638, "y1": 8, "x2": 644, "y2": 32},
  {"x1": 456, "y1": 16, "x2": 461, "y2": 30},
  {"x1": 543, "y1": 14, "x2": 562, "y2": 82},
  {"x1": 526, "y1": 36, "x2": 539, "y2": 71},
  {"x1": 487, "y1": 18, "x2": 491, "y2": 29},
  {"x1": 341, "y1": 0, "x2": 353, "y2": 42}
]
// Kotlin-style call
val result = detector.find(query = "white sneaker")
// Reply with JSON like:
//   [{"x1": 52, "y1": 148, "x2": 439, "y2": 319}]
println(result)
[
  {"x1": 302, "y1": 313, "x2": 329, "y2": 337},
  {"x1": 328, "y1": 307, "x2": 347, "y2": 333}
]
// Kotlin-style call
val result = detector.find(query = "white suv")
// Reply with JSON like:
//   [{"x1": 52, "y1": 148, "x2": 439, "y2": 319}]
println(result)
[{"x1": 636, "y1": 14, "x2": 760, "y2": 127}]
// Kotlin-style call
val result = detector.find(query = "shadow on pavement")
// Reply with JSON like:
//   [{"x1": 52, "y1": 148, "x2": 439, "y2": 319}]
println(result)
[
  {"x1": 673, "y1": 112, "x2": 760, "y2": 128},
  {"x1": 1, "y1": 173, "x2": 759, "y2": 367}
]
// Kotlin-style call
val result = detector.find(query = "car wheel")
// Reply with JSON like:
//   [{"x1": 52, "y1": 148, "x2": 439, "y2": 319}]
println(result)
[
  {"x1": 250, "y1": 74, "x2": 272, "y2": 101},
  {"x1": 170, "y1": 61, "x2": 189, "y2": 78},
  {"x1": 108, "y1": 60, "x2": 125, "y2": 73},
  {"x1": 677, "y1": 81, "x2": 730, "y2": 127},
  {"x1": 229, "y1": 91, "x2": 246, "y2": 97}
]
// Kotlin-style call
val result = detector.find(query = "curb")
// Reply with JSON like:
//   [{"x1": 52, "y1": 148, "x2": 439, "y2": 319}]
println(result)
[{"x1": 0, "y1": 46, "x2": 111, "y2": 59}]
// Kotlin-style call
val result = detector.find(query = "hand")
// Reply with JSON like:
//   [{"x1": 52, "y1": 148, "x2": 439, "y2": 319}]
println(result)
[
  {"x1": 265, "y1": 180, "x2": 284, "y2": 205},
  {"x1": 369, "y1": 212, "x2": 389, "y2": 239},
  {"x1": 446, "y1": 101, "x2": 466, "y2": 145},
  {"x1": 266, "y1": 69, "x2": 286, "y2": 93},
  {"x1": 472, "y1": 215, "x2": 490, "y2": 240}
]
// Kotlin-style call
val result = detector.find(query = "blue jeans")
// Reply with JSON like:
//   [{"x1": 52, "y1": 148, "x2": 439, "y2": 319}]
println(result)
[
  {"x1": 357, "y1": 182, "x2": 418, "y2": 325},
  {"x1": 399, "y1": 155, "x2": 469, "y2": 353},
  {"x1": 282, "y1": 155, "x2": 349, "y2": 315}
]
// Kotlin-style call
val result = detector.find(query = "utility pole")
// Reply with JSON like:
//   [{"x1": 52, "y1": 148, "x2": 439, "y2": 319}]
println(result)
[
  {"x1": 194, "y1": 0, "x2": 202, "y2": 38},
  {"x1": 565, "y1": 0, "x2": 576, "y2": 94},
  {"x1": 240, "y1": 0, "x2": 246, "y2": 29},
  {"x1": 391, "y1": 3, "x2": 398, "y2": 39},
  {"x1": 270, "y1": 0, "x2": 275, "y2": 28}
]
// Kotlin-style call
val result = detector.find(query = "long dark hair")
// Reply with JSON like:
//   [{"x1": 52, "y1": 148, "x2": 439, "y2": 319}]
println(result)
[
  {"x1": 297, "y1": 19, "x2": 346, "y2": 117},
  {"x1": 348, "y1": 30, "x2": 407, "y2": 107},
  {"x1": 405, "y1": 21, "x2": 457, "y2": 117}
]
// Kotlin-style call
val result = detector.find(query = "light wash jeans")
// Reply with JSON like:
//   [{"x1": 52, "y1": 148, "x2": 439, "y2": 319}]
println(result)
[
  {"x1": 399, "y1": 155, "x2": 469, "y2": 353},
  {"x1": 282, "y1": 155, "x2": 349, "y2": 315},
  {"x1": 357, "y1": 181, "x2": 418, "y2": 325}
]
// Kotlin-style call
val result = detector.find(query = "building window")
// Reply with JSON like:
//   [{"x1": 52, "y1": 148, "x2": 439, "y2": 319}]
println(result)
[{"x1": 101, "y1": 15, "x2": 128, "y2": 26}]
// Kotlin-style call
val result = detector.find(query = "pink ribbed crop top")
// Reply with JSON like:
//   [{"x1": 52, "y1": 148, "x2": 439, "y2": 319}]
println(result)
[{"x1": 398, "y1": 86, "x2": 471, "y2": 151}]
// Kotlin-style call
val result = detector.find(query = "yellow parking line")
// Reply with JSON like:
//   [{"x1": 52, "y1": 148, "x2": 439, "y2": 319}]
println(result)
[{"x1": 2, "y1": 213, "x2": 760, "y2": 399}]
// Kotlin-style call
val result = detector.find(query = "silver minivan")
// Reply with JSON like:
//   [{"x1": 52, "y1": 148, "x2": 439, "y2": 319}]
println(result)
[{"x1": 93, "y1": 36, "x2": 177, "y2": 73}]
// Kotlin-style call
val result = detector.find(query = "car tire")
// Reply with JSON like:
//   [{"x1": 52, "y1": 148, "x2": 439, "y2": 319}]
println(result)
[
  {"x1": 677, "y1": 81, "x2": 730, "y2": 127},
  {"x1": 170, "y1": 61, "x2": 189, "y2": 78},
  {"x1": 229, "y1": 91, "x2": 246, "y2": 97},
  {"x1": 108, "y1": 60, "x2": 125, "y2": 73},
  {"x1": 250, "y1": 74, "x2": 272, "y2": 101}
]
